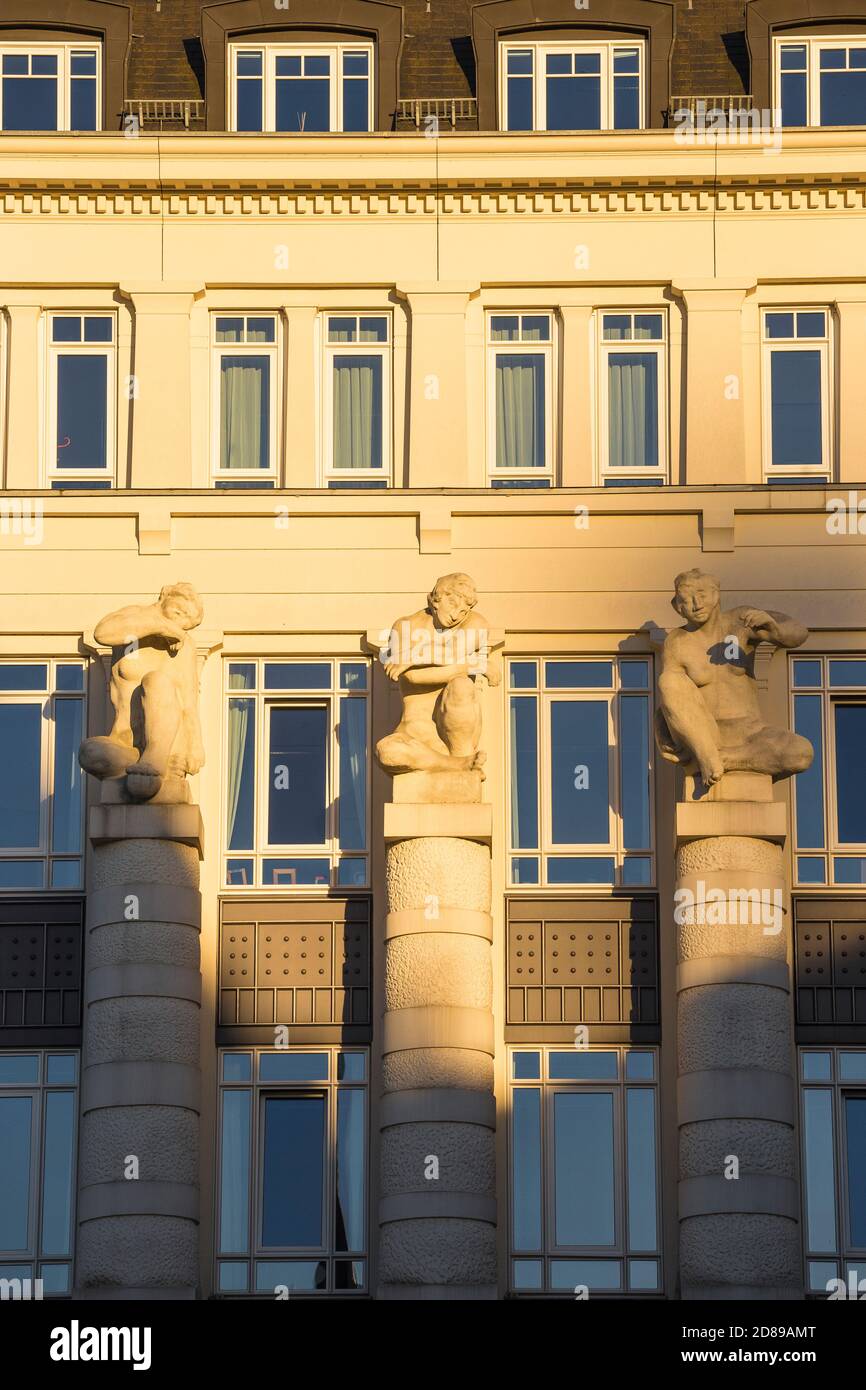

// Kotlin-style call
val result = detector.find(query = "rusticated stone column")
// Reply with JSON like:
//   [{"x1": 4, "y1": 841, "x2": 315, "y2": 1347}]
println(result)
[
  {"x1": 675, "y1": 774, "x2": 800, "y2": 1300},
  {"x1": 378, "y1": 771, "x2": 497, "y2": 1300},
  {"x1": 75, "y1": 804, "x2": 203, "y2": 1300}
]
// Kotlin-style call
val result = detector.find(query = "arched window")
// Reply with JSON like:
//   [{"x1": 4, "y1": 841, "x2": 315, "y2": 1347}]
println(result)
[
  {"x1": 747, "y1": 0, "x2": 866, "y2": 125},
  {"x1": 0, "y1": 0, "x2": 130, "y2": 131}
]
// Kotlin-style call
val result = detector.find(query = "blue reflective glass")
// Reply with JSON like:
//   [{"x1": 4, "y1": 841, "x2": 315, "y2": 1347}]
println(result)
[
  {"x1": 629, "y1": 1259, "x2": 659, "y2": 1290},
  {"x1": 264, "y1": 663, "x2": 330, "y2": 689},
  {"x1": 263, "y1": 858, "x2": 330, "y2": 885},
  {"x1": 513, "y1": 1258, "x2": 543, "y2": 1289},
  {"x1": 803, "y1": 1052, "x2": 832, "y2": 1081},
  {"x1": 491, "y1": 315, "x2": 520, "y2": 341},
  {"x1": 512, "y1": 1087, "x2": 542, "y2": 1249},
  {"x1": 70, "y1": 52, "x2": 97, "y2": 76},
  {"x1": 572, "y1": 53, "x2": 601, "y2": 74},
  {"x1": 305, "y1": 56, "x2": 330, "y2": 76},
  {"x1": 507, "y1": 50, "x2": 533, "y2": 75},
  {"x1": 620, "y1": 695, "x2": 650, "y2": 849},
  {"x1": 46, "y1": 1055, "x2": 76, "y2": 1083},
  {"x1": 626, "y1": 1051, "x2": 655, "y2": 1080},
  {"x1": 52, "y1": 699, "x2": 83, "y2": 855},
  {"x1": 343, "y1": 77, "x2": 369, "y2": 132},
  {"x1": 236, "y1": 52, "x2": 263, "y2": 75},
  {"x1": 766, "y1": 312, "x2": 795, "y2": 339},
  {"x1": 220, "y1": 356, "x2": 269, "y2": 470},
  {"x1": 275, "y1": 56, "x2": 302, "y2": 76},
  {"x1": 770, "y1": 351, "x2": 822, "y2": 466},
  {"x1": 335, "y1": 1089, "x2": 365, "y2": 1250},
  {"x1": 506, "y1": 74, "x2": 533, "y2": 130},
  {"x1": 546, "y1": 73, "x2": 600, "y2": 130},
  {"x1": 0, "y1": 664, "x2": 47, "y2": 690},
  {"x1": 41, "y1": 1091, "x2": 75, "y2": 1256},
  {"x1": 546, "y1": 53, "x2": 572, "y2": 74},
  {"x1": 358, "y1": 317, "x2": 387, "y2": 342},
  {"x1": 495, "y1": 355, "x2": 545, "y2": 468},
  {"x1": 820, "y1": 48, "x2": 846, "y2": 70},
  {"x1": 549, "y1": 1051, "x2": 617, "y2": 1080},
  {"x1": 227, "y1": 699, "x2": 255, "y2": 852},
  {"x1": 797, "y1": 857, "x2": 826, "y2": 883},
  {"x1": 510, "y1": 696, "x2": 538, "y2": 849},
  {"x1": 2, "y1": 75, "x2": 57, "y2": 130},
  {"x1": 834, "y1": 704, "x2": 866, "y2": 842},
  {"x1": 793, "y1": 695, "x2": 825, "y2": 848},
  {"x1": 550, "y1": 1259, "x2": 621, "y2": 1290},
  {"x1": 336, "y1": 857, "x2": 367, "y2": 886},
  {"x1": 511, "y1": 857, "x2": 540, "y2": 884},
  {"x1": 834, "y1": 858, "x2": 866, "y2": 883},
  {"x1": 547, "y1": 856, "x2": 615, "y2": 883},
  {"x1": 83, "y1": 317, "x2": 111, "y2": 343},
  {"x1": 343, "y1": 53, "x2": 369, "y2": 75},
  {"x1": 226, "y1": 858, "x2": 254, "y2": 886},
  {"x1": 260, "y1": 1053, "x2": 329, "y2": 1081},
  {"x1": 614, "y1": 49, "x2": 640, "y2": 73},
  {"x1": 276, "y1": 76, "x2": 330, "y2": 132},
  {"x1": 31, "y1": 55, "x2": 57, "y2": 75},
  {"x1": 267, "y1": 705, "x2": 327, "y2": 845},
  {"x1": 550, "y1": 700, "x2": 609, "y2": 844},
  {"x1": 2, "y1": 54, "x2": 28, "y2": 75},
  {"x1": 554, "y1": 1091, "x2": 615, "y2": 1244},
  {"x1": 338, "y1": 696, "x2": 367, "y2": 850},
  {"x1": 0, "y1": 704, "x2": 42, "y2": 849},
  {"x1": 220, "y1": 1089, "x2": 251, "y2": 1251},
  {"x1": 853, "y1": 49, "x2": 866, "y2": 68},
  {"x1": 793, "y1": 659, "x2": 822, "y2": 687},
  {"x1": 626, "y1": 1088, "x2": 657, "y2": 1250},
  {"x1": 56, "y1": 665, "x2": 84, "y2": 692},
  {"x1": 609, "y1": 354, "x2": 658, "y2": 467},
  {"x1": 222, "y1": 1053, "x2": 252, "y2": 1082},
  {"x1": 52, "y1": 318, "x2": 81, "y2": 343},
  {"x1": 513, "y1": 1052, "x2": 541, "y2": 1079},
  {"x1": 603, "y1": 315, "x2": 632, "y2": 340},
  {"x1": 51, "y1": 860, "x2": 81, "y2": 889},
  {"x1": 780, "y1": 45, "x2": 807, "y2": 70},
  {"x1": 622, "y1": 856, "x2": 652, "y2": 885},
  {"x1": 0, "y1": 861, "x2": 43, "y2": 888},
  {"x1": 218, "y1": 1261, "x2": 248, "y2": 1291},
  {"x1": 56, "y1": 355, "x2": 107, "y2": 469},
  {"x1": 0, "y1": 1096, "x2": 32, "y2": 1250},
  {"x1": 71, "y1": 76, "x2": 96, "y2": 130},
  {"x1": 510, "y1": 661, "x2": 537, "y2": 688},
  {"x1": 545, "y1": 662, "x2": 612, "y2": 688},
  {"x1": 633, "y1": 315, "x2": 663, "y2": 340},
  {"x1": 803, "y1": 1088, "x2": 837, "y2": 1251},
  {"x1": 340, "y1": 663, "x2": 367, "y2": 690},
  {"x1": 236, "y1": 76, "x2": 263, "y2": 131},
  {"x1": 0, "y1": 1055, "x2": 39, "y2": 1083},
  {"x1": 829, "y1": 660, "x2": 866, "y2": 687},
  {"x1": 840, "y1": 1053, "x2": 866, "y2": 1081},
  {"x1": 262, "y1": 1095, "x2": 325, "y2": 1246},
  {"x1": 614, "y1": 75, "x2": 640, "y2": 129},
  {"x1": 797, "y1": 312, "x2": 826, "y2": 338},
  {"x1": 337, "y1": 1052, "x2": 366, "y2": 1081},
  {"x1": 781, "y1": 71, "x2": 807, "y2": 126},
  {"x1": 620, "y1": 661, "x2": 650, "y2": 688},
  {"x1": 521, "y1": 315, "x2": 550, "y2": 342},
  {"x1": 255, "y1": 1260, "x2": 326, "y2": 1291}
]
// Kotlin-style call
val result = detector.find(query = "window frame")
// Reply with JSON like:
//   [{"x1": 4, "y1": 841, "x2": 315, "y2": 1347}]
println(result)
[
  {"x1": 45, "y1": 312, "x2": 116, "y2": 488},
  {"x1": 228, "y1": 41, "x2": 374, "y2": 134},
  {"x1": 597, "y1": 309, "x2": 668, "y2": 484},
  {"x1": 320, "y1": 313, "x2": 392, "y2": 488},
  {"x1": 0, "y1": 40, "x2": 101, "y2": 133},
  {"x1": 775, "y1": 35, "x2": 866, "y2": 128},
  {"x1": 210, "y1": 313, "x2": 280, "y2": 487},
  {"x1": 761, "y1": 307, "x2": 832, "y2": 482},
  {"x1": 790, "y1": 655, "x2": 866, "y2": 886},
  {"x1": 498, "y1": 38, "x2": 646, "y2": 132},
  {"x1": 486, "y1": 311, "x2": 555, "y2": 487},
  {"x1": 800, "y1": 1047, "x2": 866, "y2": 1294}
]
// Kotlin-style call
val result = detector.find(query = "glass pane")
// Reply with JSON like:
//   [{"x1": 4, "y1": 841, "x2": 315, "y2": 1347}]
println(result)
[
  {"x1": 550, "y1": 700, "x2": 610, "y2": 844},
  {"x1": 793, "y1": 695, "x2": 825, "y2": 848},
  {"x1": 246, "y1": 317, "x2": 276, "y2": 343},
  {"x1": 0, "y1": 705, "x2": 42, "y2": 848},
  {"x1": 802, "y1": 1051, "x2": 832, "y2": 1081},
  {"x1": 50, "y1": 858, "x2": 80, "y2": 889},
  {"x1": 56, "y1": 665, "x2": 84, "y2": 692},
  {"x1": 510, "y1": 661, "x2": 537, "y2": 689},
  {"x1": 259, "y1": 1053, "x2": 329, "y2": 1082},
  {"x1": 603, "y1": 315, "x2": 632, "y2": 341},
  {"x1": 765, "y1": 312, "x2": 795, "y2": 339},
  {"x1": 337, "y1": 1052, "x2": 366, "y2": 1081},
  {"x1": 333, "y1": 356, "x2": 383, "y2": 470},
  {"x1": 52, "y1": 699, "x2": 83, "y2": 855},
  {"x1": 513, "y1": 1052, "x2": 541, "y2": 1079},
  {"x1": 2, "y1": 74, "x2": 57, "y2": 130},
  {"x1": 829, "y1": 660, "x2": 866, "y2": 687},
  {"x1": 834, "y1": 705, "x2": 866, "y2": 842},
  {"x1": 770, "y1": 350, "x2": 822, "y2": 466},
  {"x1": 608, "y1": 353, "x2": 658, "y2": 468},
  {"x1": 634, "y1": 315, "x2": 663, "y2": 340},
  {"x1": 70, "y1": 76, "x2": 97, "y2": 130},
  {"x1": 343, "y1": 52, "x2": 369, "y2": 75},
  {"x1": 495, "y1": 355, "x2": 545, "y2": 470},
  {"x1": 797, "y1": 312, "x2": 826, "y2": 339},
  {"x1": 46, "y1": 1055, "x2": 76, "y2": 1084},
  {"x1": 547, "y1": 856, "x2": 615, "y2": 883},
  {"x1": 845, "y1": 1096, "x2": 866, "y2": 1246},
  {"x1": 808, "y1": 1259, "x2": 839, "y2": 1293},
  {"x1": 219, "y1": 1089, "x2": 251, "y2": 1252},
  {"x1": 840, "y1": 1053, "x2": 866, "y2": 1081},
  {"x1": 626, "y1": 1089, "x2": 657, "y2": 1250},
  {"x1": 554, "y1": 1090, "x2": 616, "y2": 1245},
  {"x1": 491, "y1": 315, "x2": 520, "y2": 342},
  {"x1": 335, "y1": 1089, "x2": 365, "y2": 1251},
  {"x1": 340, "y1": 663, "x2": 367, "y2": 690},
  {"x1": 0, "y1": 1096, "x2": 32, "y2": 1250},
  {"x1": 507, "y1": 49, "x2": 533, "y2": 75},
  {"x1": 621, "y1": 856, "x2": 652, "y2": 885},
  {"x1": 626, "y1": 1051, "x2": 655, "y2": 1080},
  {"x1": 255, "y1": 1260, "x2": 326, "y2": 1291},
  {"x1": 216, "y1": 318, "x2": 244, "y2": 343},
  {"x1": 276, "y1": 75, "x2": 330, "y2": 132},
  {"x1": 620, "y1": 661, "x2": 649, "y2": 688},
  {"x1": 793, "y1": 659, "x2": 822, "y2": 687},
  {"x1": 334, "y1": 1259, "x2": 364, "y2": 1289},
  {"x1": 549, "y1": 1052, "x2": 617, "y2": 1080},
  {"x1": 620, "y1": 695, "x2": 650, "y2": 849},
  {"x1": 820, "y1": 67, "x2": 866, "y2": 126},
  {"x1": 545, "y1": 662, "x2": 613, "y2": 688},
  {"x1": 510, "y1": 696, "x2": 538, "y2": 850},
  {"x1": 336, "y1": 857, "x2": 367, "y2": 886},
  {"x1": 0, "y1": 665, "x2": 47, "y2": 691},
  {"x1": 506, "y1": 74, "x2": 533, "y2": 131},
  {"x1": 512, "y1": 1088, "x2": 542, "y2": 1249},
  {"x1": 222, "y1": 1053, "x2": 252, "y2": 1082},
  {"x1": 328, "y1": 316, "x2": 356, "y2": 343},
  {"x1": 614, "y1": 74, "x2": 640, "y2": 129},
  {"x1": 512, "y1": 1258, "x2": 543, "y2": 1289},
  {"x1": 803, "y1": 1089, "x2": 837, "y2": 1252},
  {"x1": 56, "y1": 355, "x2": 107, "y2": 470},
  {"x1": 262, "y1": 1095, "x2": 326, "y2": 1246},
  {"x1": 834, "y1": 857, "x2": 866, "y2": 883},
  {"x1": 220, "y1": 357, "x2": 270, "y2": 470},
  {"x1": 550, "y1": 1258, "x2": 621, "y2": 1290},
  {"x1": 511, "y1": 856, "x2": 540, "y2": 884},
  {"x1": 0, "y1": 1054, "x2": 39, "y2": 1084},
  {"x1": 343, "y1": 77, "x2": 369, "y2": 132},
  {"x1": 780, "y1": 45, "x2": 807, "y2": 71},
  {"x1": 236, "y1": 76, "x2": 263, "y2": 131},
  {"x1": 781, "y1": 71, "x2": 807, "y2": 126},
  {"x1": 264, "y1": 663, "x2": 330, "y2": 689},
  {"x1": 71, "y1": 52, "x2": 97, "y2": 76},
  {"x1": 226, "y1": 857, "x2": 254, "y2": 887},
  {"x1": 227, "y1": 699, "x2": 255, "y2": 852},
  {"x1": 546, "y1": 72, "x2": 600, "y2": 130},
  {"x1": 267, "y1": 705, "x2": 328, "y2": 845},
  {"x1": 263, "y1": 858, "x2": 330, "y2": 886},
  {"x1": 41, "y1": 1091, "x2": 75, "y2": 1256},
  {"x1": 521, "y1": 315, "x2": 550, "y2": 342},
  {"x1": 797, "y1": 857, "x2": 826, "y2": 884},
  {"x1": 39, "y1": 1262, "x2": 70, "y2": 1294},
  {"x1": 218, "y1": 1261, "x2": 248, "y2": 1291},
  {"x1": 629, "y1": 1259, "x2": 659, "y2": 1290},
  {"x1": 338, "y1": 696, "x2": 367, "y2": 850}
]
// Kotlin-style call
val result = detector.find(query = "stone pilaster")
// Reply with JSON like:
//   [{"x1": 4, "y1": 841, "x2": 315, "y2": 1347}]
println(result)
[
  {"x1": 675, "y1": 774, "x2": 800, "y2": 1299},
  {"x1": 378, "y1": 771, "x2": 497, "y2": 1300},
  {"x1": 75, "y1": 803, "x2": 203, "y2": 1300}
]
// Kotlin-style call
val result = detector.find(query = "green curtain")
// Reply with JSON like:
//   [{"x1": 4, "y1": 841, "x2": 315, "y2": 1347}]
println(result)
[
  {"x1": 495, "y1": 354, "x2": 544, "y2": 470},
  {"x1": 608, "y1": 353, "x2": 658, "y2": 469},
  {"x1": 220, "y1": 356, "x2": 269, "y2": 470},
  {"x1": 333, "y1": 356, "x2": 382, "y2": 470}
]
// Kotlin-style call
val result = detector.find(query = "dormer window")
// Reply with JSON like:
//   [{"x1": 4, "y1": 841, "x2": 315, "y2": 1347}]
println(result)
[
  {"x1": 229, "y1": 42, "x2": 372, "y2": 132},
  {"x1": 0, "y1": 43, "x2": 99, "y2": 131},
  {"x1": 777, "y1": 36, "x2": 866, "y2": 126},
  {"x1": 499, "y1": 40, "x2": 645, "y2": 131}
]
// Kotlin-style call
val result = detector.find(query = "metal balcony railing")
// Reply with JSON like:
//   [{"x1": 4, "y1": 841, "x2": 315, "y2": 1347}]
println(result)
[
  {"x1": 123, "y1": 99, "x2": 205, "y2": 130},
  {"x1": 397, "y1": 97, "x2": 477, "y2": 128}
]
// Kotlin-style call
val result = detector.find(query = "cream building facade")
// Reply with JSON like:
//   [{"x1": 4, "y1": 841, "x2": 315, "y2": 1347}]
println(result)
[{"x1": 0, "y1": 0, "x2": 865, "y2": 1303}]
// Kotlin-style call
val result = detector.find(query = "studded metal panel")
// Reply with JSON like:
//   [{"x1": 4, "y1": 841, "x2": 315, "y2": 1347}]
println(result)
[
  {"x1": 0, "y1": 900, "x2": 83, "y2": 1029},
  {"x1": 795, "y1": 898, "x2": 866, "y2": 1028},
  {"x1": 219, "y1": 898, "x2": 370, "y2": 1029}
]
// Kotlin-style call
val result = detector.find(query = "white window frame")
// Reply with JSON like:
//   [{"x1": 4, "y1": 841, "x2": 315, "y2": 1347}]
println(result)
[
  {"x1": 321, "y1": 314, "x2": 392, "y2": 487},
  {"x1": 486, "y1": 312, "x2": 555, "y2": 486},
  {"x1": 498, "y1": 39, "x2": 646, "y2": 132},
  {"x1": 210, "y1": 314, "x2": 280, "y2": 486},
  {"x1": 597, "y1": 311, "x2": 667, "y2": 484},
  {"x1": 229, "y1": 42, "x2": 374, "y2": 133},
  {"x1": 775, "y1": 35, "x2": 866, "y2": 128},
  {"x1": 0, "y1": 42, "x2": 101, "y2": 132},
  {"x1": 760, "y1": 308, "x2": 832, "y2": 482},
  {"x1": 790, "y1": 655, "x2": 866, "y2": 886},
  {"x1": 46, "y1": 313, "x2": 116, "y2": 487}
]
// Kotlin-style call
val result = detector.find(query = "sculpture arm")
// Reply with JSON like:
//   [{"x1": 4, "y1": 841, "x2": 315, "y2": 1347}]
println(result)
[
  {"x1": 94, "y1": 603, "x2": 185, "y2": 651},
  {"x1": 401, "y1": 660, "x2": 475, "y2": 686},
  {"x1": 735, "y1": 607, "x2": 808, "y2": 650}
]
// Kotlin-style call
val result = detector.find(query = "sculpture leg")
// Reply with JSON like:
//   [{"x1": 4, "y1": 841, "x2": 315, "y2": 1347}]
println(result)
[
  {"x1": 722, "y1": 727, "x2": 813, "y2": 779},
  {"x1": 658, "y1": 670, "x2": 725, "y2": 787},
  {"x1": 376, "y1": 726, "x2": 478, "y2": 774},
  {"x1": 125, "y1": 669, "x2": 182, "y2": 800},
  {"x1": 437, "y1": 675, "x2": 483, "y2": 760}
]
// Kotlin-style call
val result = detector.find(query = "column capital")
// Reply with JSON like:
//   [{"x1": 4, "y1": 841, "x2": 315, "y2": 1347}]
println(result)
[
  {"x1": 671, "y1": 279, "x2": 757, "y2": 311},
  {"x1": 394, "y1": 282, "x2": 480, "y2": 313},
  {"x1": 117, "y1": 283, "x2": 206, "y2": 314}
]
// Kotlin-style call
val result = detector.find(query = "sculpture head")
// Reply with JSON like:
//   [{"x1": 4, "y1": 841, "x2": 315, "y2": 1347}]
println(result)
[
  {"x1": 672, "y1": 569, "x2": 721, "y2": 627},
  {"x1": 158, "y1": 582, "x2": 204, "y2": 631},
  {"x1": 427, "y1": 572, "x2": 477, "y2": 630}
]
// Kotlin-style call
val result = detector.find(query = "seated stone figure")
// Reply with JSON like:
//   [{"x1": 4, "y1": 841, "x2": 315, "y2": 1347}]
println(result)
[
  {"x1": 79, "y1": 582, "x2": 206, "y2": 803},
  {"x1": 376, "y1": 572, "x2": 502, "y2": 775},
  {"x1": 656, "y1": 568, "x2": 813, "y2": 789}
]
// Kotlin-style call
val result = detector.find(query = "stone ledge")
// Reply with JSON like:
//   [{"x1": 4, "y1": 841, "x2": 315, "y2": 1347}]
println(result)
[
  {"x1": 675, "y1": 800, "x2": 787, "y2": 844},
  {"x1": 677, "y1": 956, "x2": 790, "y2": 992},
  {"x1": 392, "y1": 769, "x2": 483, "y2": 804},
  {"x1": 383, "y1": 1004, "x2": 495, "y2": 1054},
  {"x1": 384, "y1": 802, "x2": 493, "y2": 843},
  {"x1": 85, "y1": 963, "x2": 202, "y2": 1006},
  {"x1": 378, "y1": 1192, "x2": 497, "y2": 1224},
  {"x1": 385, "y1": 907, "x2": 493, "y2": 941},
  {"x1": 381, "y1": 1087, "x2": 496, "y2": 1128},
  {"x1": 81, "y1": 1060, "x2": 201, "y2": 1112},
  {"x1": 77, "y1": 1180, "x2": 200, "y2": 1223},
  {"x1": 87, "y1": 882, "x2": 202, "y2": 930},
  {"x1": 89, "y1": 803, "x2": 205, "y2": 857},
  {"x1": 678, "y1": 1068, "x2": 794, "y2": 1124},
  {"x1": 679, "y1": 1174, "x2": 799, "y2": 1220}
]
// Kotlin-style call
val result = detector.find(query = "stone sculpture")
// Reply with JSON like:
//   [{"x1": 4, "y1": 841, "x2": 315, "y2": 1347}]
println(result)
[
  {"x1": 376, "y1": 572, "x2": 503, "y2": 776},
  {"x1": 655, "y1": 568, "x2": 813, "y2": 788},
  {"x1": 79, "y1": 582, "x2": 205, "y2": 802}
]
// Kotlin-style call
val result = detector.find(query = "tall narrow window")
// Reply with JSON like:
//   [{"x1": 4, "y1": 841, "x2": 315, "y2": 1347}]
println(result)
[
  {"x1": 791, "y1": 656, "x2": 866, "y2": 885},
  {"x1": 507, "y1": 658, "x2": 654, "y2": 887},
  {"x1": 0, "y1": 1051, "x2": 78, "y2": 1297},
  {"x1": 0, "y1": 44, "x2": 100, "y2": 132},
  {"x1": 48, "y1": 315, "x2": 115, "y2": 488},
  {"x1": 487, "y1": 314, "x2": 553, "y2": 487},
  {"x1": 216, "y1": 1048, "x2": 368, "y2": 1295},
  {"x1": 510, "y1": 1047, "x2": 660, "y2": 1294},
  {"x1": 762, "y1": 310, "x2": 831, "y2": 481},
  {"x1": 230, "y1": 44, "x2": 372, "y2": 133},
  {"x1": 212, "y1": 315, "x2": 278, "y2": 486},
  {"x1": 599, "y1": 312, "x2": 666, "y2": 484},
  {"x1": 777, "y1": 38, "x2": 866, "y2": 128},
  {"x1": 323, "y1": 315, "x2": 390, "y2": 488},
  {"x1": 500, "y1": 41, "x2": 645, "y2": 131},
  {"x1": 800, "y1": 1049, "x2": 866, "y2": 1295}
]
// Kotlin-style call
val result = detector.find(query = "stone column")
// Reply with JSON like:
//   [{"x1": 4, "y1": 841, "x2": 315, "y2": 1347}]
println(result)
[
  {"x1": 378, "y1": 771, "x2": 497, "y2": 1300},
  {"x1": 675, "y1": 773, "x2": 800, "y2": 1299},
  {"x1": 76, "y1": 803, "x2": 203, "y2": 1300}
]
